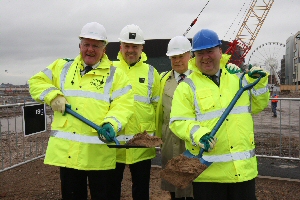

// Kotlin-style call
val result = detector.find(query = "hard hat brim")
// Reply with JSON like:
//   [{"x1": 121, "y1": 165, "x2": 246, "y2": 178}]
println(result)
[
  {"x1": 166, "y1": 49, "x2": 191, "y2": 56},
  {"x1": 79, "y1": 36, "x2": 108, "y2": 44},
  {"x1": 119, "y1": 38, "x2": 145, "y2": 44},
  {"x1": 192, "y1": 44, "x2": 220, "y2": 52}
]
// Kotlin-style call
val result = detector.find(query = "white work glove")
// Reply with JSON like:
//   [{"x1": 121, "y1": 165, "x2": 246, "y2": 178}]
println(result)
[
  {"x1": 198, "y1": 133, "x2": 218, "y2": 152},
  {"x1": 248, "y1": 64, "x2": 267, "y2": 78},
  {"x1": 50, "y1": 95, "x2": 69, "y2": 113},
  {"x1": 225, "y1": 63, "x2": 242, "y2": 74}
]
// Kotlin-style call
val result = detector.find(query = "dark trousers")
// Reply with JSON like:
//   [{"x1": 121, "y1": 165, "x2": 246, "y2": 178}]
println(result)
[
  {"x1": 192, "y1": 178, "x2": 256, "y2": 200},
  {"x1": 271, "y1": 103, "x2": 277, "y2": 116},
  {"x1": 60, "y1": 167, "x2": 115, "y2": 200},
  {"x1": 113, "y1": 159, "x2": 152, "y2": 200},
  {"x1": 170, "y1": 192, "x2": 194, "y2": 200}
]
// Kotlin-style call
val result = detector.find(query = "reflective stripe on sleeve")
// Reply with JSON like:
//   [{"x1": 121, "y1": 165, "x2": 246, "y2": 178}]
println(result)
[
  {"x1": 42, "y1": 68, "x2": 53, "y2": 81},
  {"x1": 104, "y1": 116, "x2": 122, "y2": 132},
  {"x1": 40, "y1": 87, "x2": 59, "y2": 102},
  {"x1": 202, "y1": 149, "x2": 255, "y2": 162},
  {"x1": 190, "y1": 125, "x2": 200, "y2": 146},
  {"x1": 251, "y1": 86, "x2": 269, "y2": 96}
]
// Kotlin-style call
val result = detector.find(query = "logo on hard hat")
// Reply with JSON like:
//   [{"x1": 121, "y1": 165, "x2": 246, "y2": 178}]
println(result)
[{"x1": 129, "y1": 33, "x2": 136, "y2": 39}]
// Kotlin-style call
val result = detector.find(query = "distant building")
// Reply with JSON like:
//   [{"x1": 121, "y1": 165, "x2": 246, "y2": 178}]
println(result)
[
  {"x1": 284, "y1": 31, "x2": 300, "y2": 86},
  {"x1": 281, "y1": 55, "x2": 285, "y2": 85}
]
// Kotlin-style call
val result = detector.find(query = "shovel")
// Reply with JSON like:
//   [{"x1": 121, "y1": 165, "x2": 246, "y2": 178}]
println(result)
[
  {"x1": 161, "y1": 72, "x2": 263, "y2": 189},
  {"x1": 64, "y1": 105, "x2": 148, "y2": 148}
]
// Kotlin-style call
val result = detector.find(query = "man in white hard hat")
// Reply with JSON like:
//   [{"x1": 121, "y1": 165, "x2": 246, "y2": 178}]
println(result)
[
  {"x1": 156, "y1": 36, "x2": 194, "y2": 200},
  {"x1": 28, "y1": 22, "x2": 134, "y2": 200},
  {"x1": 112, "y1": 24, "x2": 161, "y2": 200}
]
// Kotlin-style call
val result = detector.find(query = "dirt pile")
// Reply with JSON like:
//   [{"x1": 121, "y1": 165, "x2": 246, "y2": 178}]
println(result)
[
  {"x1": 160, "y1": 154, "x2": 207, "y2": 189},
  {"x1": 126, "y1": 131, "x2": 163, "y2": 147}
]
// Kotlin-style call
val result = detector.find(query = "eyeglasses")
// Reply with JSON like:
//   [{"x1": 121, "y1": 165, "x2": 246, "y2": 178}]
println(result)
[{"x1": 81, "y1": 43, "x2": 105, "y2": 50}]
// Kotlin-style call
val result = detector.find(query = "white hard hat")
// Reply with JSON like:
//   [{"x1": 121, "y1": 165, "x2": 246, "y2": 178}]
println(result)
[
  {"x1": 79, "y1": 22, "x2": 108, "y2": 43},
  {"x1": 166, "y1": 36, "x2": 192, "y2": 56},
  {"x1": 118, "y1": 24, "x2": 145, "y2": 44}
]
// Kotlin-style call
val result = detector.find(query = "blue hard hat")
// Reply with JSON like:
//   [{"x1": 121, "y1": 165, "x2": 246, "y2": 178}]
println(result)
[{"x1": 192, "y1": 29, "x2": 222, "y2": 52}]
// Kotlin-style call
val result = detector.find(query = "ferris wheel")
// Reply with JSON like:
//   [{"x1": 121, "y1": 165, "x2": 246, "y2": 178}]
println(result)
[{"x1": 247, "y1": 42, "x2": 285, "y2": 85}]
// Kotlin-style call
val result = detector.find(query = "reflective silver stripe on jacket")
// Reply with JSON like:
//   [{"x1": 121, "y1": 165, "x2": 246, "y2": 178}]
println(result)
[
  {"x1": 57, "y1": 62, "x2": 116, "y2": 103},
  {"x1": 117, "y1": 132, "x2": 155, "y2": 142},
  {"x1": 202, "y1": 149, "x2": 255, "y2": 162},
  {"x1": 104, "y1": 116, "x2": 122, "y2": 132},
  {"x1": 42, "y1": 68, "x2": 53, "y2": 81},
  {"x1": 190, "y1": 125, "x2": 200, "y2": 146},
  {"x1": 196, "y1": 106, "x2": 250, "y2": 121},
  {"x1": 169, "y1": 117, "x2": 195, "y2": 125},
  {"x1": 40, "y1": 87, "x2": 59, "y2": 102},
  {"x1": 251, "y1": 85, "x2": 269, "y2": 96},
  {"x1": 151, "y1": 96, "x2": 160, "y2": 103},
  {"x1": 63, "y1": 90, "x2": 110, "y2": 101},
  {"x1": 169, "y1": 77, "x2": 250, "y2": 125},
  {"x1": 111, "y1": 85, "x2": 132, "y2": 101},
  {"x1": 134, "y1": 65, "x2": 159, "y2": 104},
  {"x1": 51, "y1": 131, "x2": 106, "y2": 144}
]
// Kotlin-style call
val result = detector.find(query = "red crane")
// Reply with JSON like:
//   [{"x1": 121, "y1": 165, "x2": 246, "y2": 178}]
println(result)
[
  {"x1": 225, "y1": 0, "x2": 274, "y2": 67},
  {"x1": 183, "y1": 0, "x2": 274, "y2": 67}
]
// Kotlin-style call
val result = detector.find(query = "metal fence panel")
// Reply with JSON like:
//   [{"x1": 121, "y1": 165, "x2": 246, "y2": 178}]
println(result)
[
  {"x1": 254, "y1": 98, "x2": 300, "y2": 159},
  {"x1": 0, "y1": 98, "x2": 300, "y2": 173},
  {"x1": 0, "y1": 103, "x2": 53, "y2": 173}
]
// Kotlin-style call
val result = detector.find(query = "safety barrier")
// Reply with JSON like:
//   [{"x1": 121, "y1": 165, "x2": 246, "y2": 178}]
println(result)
[
  {"x1": 0, "y1": 102, "x2": 52, "y2": 173},
  {"x1": 0, "y1": 98, "x2": 299, "y2": 174},
  {"x1": 254, "y1": 98, "x2": 300, "y2": 160}
]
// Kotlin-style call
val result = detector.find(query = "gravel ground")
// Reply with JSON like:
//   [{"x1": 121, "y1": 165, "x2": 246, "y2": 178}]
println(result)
[{"x1": 1, "y1": 159, "x2": 300, "y2": 200}]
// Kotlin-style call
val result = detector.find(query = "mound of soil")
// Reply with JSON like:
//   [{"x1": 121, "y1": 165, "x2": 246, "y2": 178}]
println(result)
[
  {"x1": 126, "y1": 131, "x2": 163, "y2": 147},
  {"x1": 160, "y1": 154, "x2": 207, "y2": 189}
]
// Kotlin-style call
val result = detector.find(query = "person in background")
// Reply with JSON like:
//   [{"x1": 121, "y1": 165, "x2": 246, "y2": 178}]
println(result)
[
  {"x1": 271, "y1": 93, "x2": 279, "y2": 117},
  {"x1": 169, "y1": 29, "x2": 269, "y2": 200},
  {"x1": 112, "y1": 24, "x2": 161, "y2": 200},
  {"x1": 156, "y1": 36, "x2": 194, "y2": 200},
  {"x1": 29, "y1": 22, "x2": 134, "y2": 200}
]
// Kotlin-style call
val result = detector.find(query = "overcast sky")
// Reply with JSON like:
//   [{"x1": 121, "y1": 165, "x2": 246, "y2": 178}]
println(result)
[{"x1": 1, "y1": 0, "x2": 299, "y2": 85}]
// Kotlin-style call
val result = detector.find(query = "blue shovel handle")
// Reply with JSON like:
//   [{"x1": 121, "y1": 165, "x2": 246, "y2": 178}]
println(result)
[
  {"x1": 64, "y1": 105, "x2": 120, "y2": 145},
  {"x1": 184, "y1": 72, "x2": 262, "y2": 166}
]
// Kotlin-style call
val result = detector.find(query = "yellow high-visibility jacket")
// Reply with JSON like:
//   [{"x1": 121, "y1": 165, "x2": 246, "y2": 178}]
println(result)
[
  {"x1": 113, "y1": 52, "x2": 160, "y2": 164},
  {"x1": 156, "y1": 54, "x2": 231, "y2": 138},
  {"x1": 170, "y1": 57, "x2": 270, "y2": 183},
  {"x1": 29, "y1": 54, "x2": 134, "y2": 170}
]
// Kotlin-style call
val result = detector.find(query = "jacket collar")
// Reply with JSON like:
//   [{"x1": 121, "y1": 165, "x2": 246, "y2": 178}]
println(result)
[{"x1": 76, "y1": 53, "x2": 112, "y2": 70}]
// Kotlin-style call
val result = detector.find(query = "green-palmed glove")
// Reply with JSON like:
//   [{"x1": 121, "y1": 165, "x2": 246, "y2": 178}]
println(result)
[
  {"x1": 225, "y1": 63, "x2": 242, "y2": 74},
  {"x1": 98, "y1": 123, "x2": 116, "y2": 143},
  {"x1": 198, "y1": 133, "x2": 217, "y2": 152},
  {"x1": 248, "y1": 64, "x2": 267, "y2": 79}
]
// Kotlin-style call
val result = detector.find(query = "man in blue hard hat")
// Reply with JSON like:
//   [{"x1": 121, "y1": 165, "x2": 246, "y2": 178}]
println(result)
[{"x1": 168, "y1": 29, "x2": 270, "y2": 200}]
